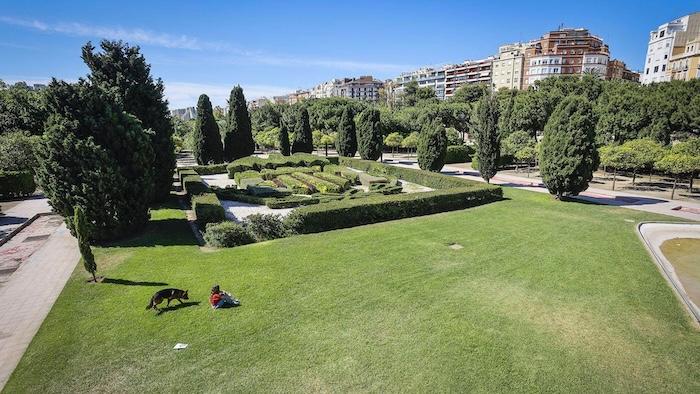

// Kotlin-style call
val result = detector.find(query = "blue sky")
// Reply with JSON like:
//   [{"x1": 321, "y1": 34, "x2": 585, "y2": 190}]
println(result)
[{"x1": 1, "y1": 0, "x2": 698, "y2": 108}]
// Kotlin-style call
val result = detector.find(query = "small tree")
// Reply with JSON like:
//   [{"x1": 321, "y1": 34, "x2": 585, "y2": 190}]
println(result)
[
  {"x1": 619, "y1": 139, "x2": 665, "y2": 186},
  {"x1": 278, "y1": 122, "x2": 291, "y2": 155},
  {"x1": 401, "y1": 132, "x2": 419, "y2": 157},
  {"x1": 599, "y1": 145, "x2": 627, "y2": 191},
  {"x1": 320, "y1": 133, "x2": 335, "y2": 157},
  {"x1": 336, "y1": 106, "x2": 357, "y2": 157},
  {"x1": 223, "y1": 85, "x2": 255, "y2": 161},
  {"x1": 74, "y1": 205, "x2": 97, "y2": 282},
  {"x1": 515, "y1": 145, "x2": 537, "y2": 177},
  {"x1": 193, "y1": 94, "x2": 224, "y2": 164},
  {"x1": 655, "y1": 153, "x2": 700, "y2": 199},
  {"x1": 474, "y1": 92, "x2": 500, "y2": 183},
  {"x1": 384, "y1": 132, "x2": 404, "y2": 156},
  {"x1": 291, "y1": 108, "x2": 313, "y2": 153},
  {"x1": 539, "y1": 95, "x2": 598, "y2": 199},
  {"x1": 417, "y1": 122, "x2": 447, "y2": 172},
  {"x1": 672, "y1": 138, "x2": 700, "y2": 192},
  {"x1": 357, "y1": 108, "x2": 383, "y2": 161}
]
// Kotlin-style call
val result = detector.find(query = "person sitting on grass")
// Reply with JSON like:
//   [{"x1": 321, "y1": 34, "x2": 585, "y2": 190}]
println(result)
[{"x1": 209, "y1": 284, "x2": 240, "y2": 309}]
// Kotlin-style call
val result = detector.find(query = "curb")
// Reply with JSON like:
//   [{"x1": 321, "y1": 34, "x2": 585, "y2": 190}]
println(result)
[{"x1": 0, "y1": 212, "x2": 56, "y2": 248}]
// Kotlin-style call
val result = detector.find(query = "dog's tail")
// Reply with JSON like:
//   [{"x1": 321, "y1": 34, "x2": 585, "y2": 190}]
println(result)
[{"x1": 146, "y1": 296, "x2": 155, "y2": 310}]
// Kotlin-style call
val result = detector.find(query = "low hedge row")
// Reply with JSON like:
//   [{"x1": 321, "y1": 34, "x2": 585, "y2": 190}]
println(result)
[
  {"x1": 0, "y1": 171, "x2": 36, "y2": 199},
  {"x1": 312, "y1": 172, "x2": 351, "y2": 189},
  {"x1": 276, "y1": 174, "x2": 313, "y2": 194},
  {"x1": 181, "y1": 163, "x2": 229, "y2": 175},
  {"x1": 178, "y1": 168, "x2": 198, "y2": 185},
  {"x1": 260, "y1": 166, "x2": 319, "y2": 180},
  {"x1": 445, "y1": 145, "x2": 474, "y2": 164},
  {"x1": 213, "y1": 186, "x2": 318, "y2": 209},
  {"x1": 182, "y1": 174, "x2": 211, "y2": 196},
  {"x1": 192, "y1": 193, "x2": 226, "y2": 227},
  {"x1": 284, "y1": 186, "x2": 502, "y2": 234},
  {"x1": 291, "y1": 172, "x2": 344, "y2": 193},
  {"x1": 323, "y1": 164, "x2": 360, "y2": 184},
  {"x1": 204, "y1": 221, "x2": 255, "y2": 247},
  {"x1": 234, "y1": 170, "x2": 263, "y2": 186},
  {"x1": 227, "y1": 153, "x2": 330, "y2": 178}
]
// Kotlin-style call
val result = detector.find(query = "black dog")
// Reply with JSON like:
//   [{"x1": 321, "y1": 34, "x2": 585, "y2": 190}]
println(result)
[{"x1": 146, "y1": 288, "x2": 189, "y2": 311}]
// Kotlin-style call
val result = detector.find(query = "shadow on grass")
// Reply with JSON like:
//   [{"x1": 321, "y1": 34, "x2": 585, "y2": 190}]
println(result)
[
  {"x1": 155, "y1": 301, "x2": 201, "y2": 315},
  {"x1": 103, "y1": 278, "x2": 168, "y2": 286}
]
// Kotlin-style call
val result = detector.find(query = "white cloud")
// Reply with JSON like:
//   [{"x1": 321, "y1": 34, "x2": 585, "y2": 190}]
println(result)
[
  {"x1": 0, "y1": 16, "x2": 415, "y2": 73},
  {"x1": 164, "y1": 82, "x2": 293, "y2": 109}
]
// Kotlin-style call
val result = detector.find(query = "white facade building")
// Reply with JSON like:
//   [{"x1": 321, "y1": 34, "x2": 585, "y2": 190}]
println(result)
[
  {"x1": 389, "y1": 67, "x2": 447, "y2": 100},
  {"x1": 641, "y1": 13, "x2": 700, "y2": 84},
  {"x1": 491, "y1": 43, "x2": 527, "y2": 90}
]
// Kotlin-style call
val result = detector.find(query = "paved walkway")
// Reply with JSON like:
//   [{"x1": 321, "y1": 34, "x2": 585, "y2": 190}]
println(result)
[
  {"x1": 0, "y1": 223, "x2": 79, "y2": 389},
  {"x1": 0, "y1": 196, "x2": 52, "y2": 241},
  {"x1": 384, "y1": 159, "x2": 700, "y2": 221}
]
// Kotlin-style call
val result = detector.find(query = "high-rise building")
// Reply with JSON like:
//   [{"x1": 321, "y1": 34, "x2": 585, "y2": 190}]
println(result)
[
  {"x1": 491, "y1": 43, "x2": 527, "y2": 90},
  {"x1": 641, "y1": 12, "x2": 700, "y2": 84},
  {"x1": 387, "y1": 67, "x2": 447, "y2": 100},
  {"x1": 606, "y1": 59, "x2": 640, "y2": 83},
  {"x1": 444, "y1": 57, "x2": 494, "y2": 98},
  {"x1": 670, "y1": 37, "x2": 700, "y2": 81},
  {"x1": 523, "y1": 28, "x2": 609, "y2": 89}
]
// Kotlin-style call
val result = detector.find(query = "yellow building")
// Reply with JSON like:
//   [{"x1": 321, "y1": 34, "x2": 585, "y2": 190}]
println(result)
[{"x1": 670, "y1": 38, "x2": 700, "y2": 80}]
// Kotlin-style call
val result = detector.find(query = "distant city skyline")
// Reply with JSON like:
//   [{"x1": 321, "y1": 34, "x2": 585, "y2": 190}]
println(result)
[{"x1": 1, "y1": 0, "x2": 697, "y2": 108}]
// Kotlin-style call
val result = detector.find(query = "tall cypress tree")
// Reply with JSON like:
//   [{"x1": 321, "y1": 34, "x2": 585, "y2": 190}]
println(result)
[
  {"x1": 82, "y1": 41, "x2": 175, "y2": 202},
  {"x1": 278, "y1": 121, "x2": 291, "y2": 156},
  {"x1": 223, "y1": 85, "x2": 254, "y2": 161},
  {"x1": 417, "y1": 120, "x2": 447, "y2": 172},
  {"x1": 475, "y1": 92, "x2": 500, "y2": 183},
  {"x1": 291, "y1": 108, "x2": 313, "y2": 153},
  {"x1": 357, "y1": 108, "x2": 383, "y2": 161},
  {"x1": 336, "y1": 106, "x2": 357, "y2": 157},
  {"x1": 540, "y1": 95, "x2": 598, "y2": 199},
  {"x1": 74, "y1": 205, "x2": 97, "y2": 282},
  {"x1": 193, "y1": 94, "x2": 224, "y2": 165}
]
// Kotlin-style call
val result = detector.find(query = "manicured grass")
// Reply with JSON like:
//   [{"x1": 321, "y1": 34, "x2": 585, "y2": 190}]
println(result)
[{"x1": 6, "y1": 189, "x2": 700, "y2": 392}]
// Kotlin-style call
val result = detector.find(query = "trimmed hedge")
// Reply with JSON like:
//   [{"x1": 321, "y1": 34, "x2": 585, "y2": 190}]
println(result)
[
  {"x1": 359, "y1": 172, "x2": 387, "y2": 186},
  {"x1": 182, "y1": 174, "x2": 211, "y2": 196},
  {"x1": 292, "y1": 172, "x2": 344, "y2": 193},
  {"x1": 445, "y1": 145, "x2": 473, "y2": 164},
  {"x1": 312, "y1": 172, "x2": 351, "y2": 189},
  {"x1": 276, "y1": 174, "x2": 314, "y2": 194},
  {"x1": 178, "y1": 168, "x2": 197, "y2": 185},
  {"x1": 260, "y1": 166, "x2": 320, "y2": 180},
  {"x1": 0, "y1": 171, "x2": 36, "y2": 198},
  {"x1": 179, "y1": 163, "x2": 229, "y2": 175},
  {"x1": 227, "y1": 153, "x2": 330, "y2": 179},
  {"x1": 234, "y1": 170, "x2": 263, "y2": 186},
  {"x1": 204, "y1": 221, "x2": 255, "y2": 247},
  {"x1": 244, "y1": 213, "x2": 289, "y2": 241},
  {"x1": 213, "y1": 186, "x2": 318, "y2": 209},
  {"x1": 323, "y1": 164, "x2": 360, "y2": 184},
  {"x1": 192, "y1": 193, "x2": 225, "y2": 227}
]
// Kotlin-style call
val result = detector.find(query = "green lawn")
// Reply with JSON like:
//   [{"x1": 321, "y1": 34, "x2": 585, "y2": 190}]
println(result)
[{"x1": 6, "y1": 189, "x2": 700, "y2": 392}]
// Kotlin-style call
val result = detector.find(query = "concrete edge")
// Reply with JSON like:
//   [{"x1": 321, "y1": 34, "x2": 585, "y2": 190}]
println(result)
[
  {"x1": 0, "y1": 212, "x2": 56, "y2": 248},
  {"x1": 636, "y1": 221, "x2": 700, "y2": 327}
]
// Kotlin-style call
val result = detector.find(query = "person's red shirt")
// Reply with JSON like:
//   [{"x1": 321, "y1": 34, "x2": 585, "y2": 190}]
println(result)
[{"x1": 209, "y1": 292, "x2": 221, "y2": 306}]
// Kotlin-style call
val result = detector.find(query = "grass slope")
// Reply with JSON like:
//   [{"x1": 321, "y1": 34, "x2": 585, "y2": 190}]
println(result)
[{"x1": 6, "y1": 189, "x2": 700, "y2": 392}]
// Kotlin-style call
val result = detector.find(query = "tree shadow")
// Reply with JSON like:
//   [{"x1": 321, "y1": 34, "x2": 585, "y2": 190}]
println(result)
[
  {"x1": 103, "y1": 278, "x2": 168, "y2": 286},
  {"x1": 155, "y1": 301, "x2": 200, "y2": 315}
]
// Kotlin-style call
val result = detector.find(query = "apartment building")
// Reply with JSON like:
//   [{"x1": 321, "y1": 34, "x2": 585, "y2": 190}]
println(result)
[
  {"x1": 444, "y1": 57, "x2": 494, "y2": 98},
  {"x1": 335, "y1": 76, "x2": 383, "y2": 101},
  {"x1": 641, "y1": 12, "x2": 700, "y2": 84},
  {"x1": 670, "y1": 37, "x2": 700, "y2": 81},
  {"x1": 387, "y1": 67, "x2": 447, "y2": 100},
  {"x1": 248, "y1": 97, "x2": 272, "y2": 110},
  {"x1": 606, "y1": 59, "x2": 640, "y2": 82},
  {"x1": 523, "y1": 28, "x2": 609, "y2": 89},
  {"x1": 491, "y1": 43, "x2": 527, "y2": 90},
  {"x1": 170, "y1": 107, "x2": 197, "y2": 121}
]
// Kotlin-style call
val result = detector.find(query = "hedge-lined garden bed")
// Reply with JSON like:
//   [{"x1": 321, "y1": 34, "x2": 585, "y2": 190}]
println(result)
[{"x1": 0, "y1": 171, "x2": 36, "y2": 199}]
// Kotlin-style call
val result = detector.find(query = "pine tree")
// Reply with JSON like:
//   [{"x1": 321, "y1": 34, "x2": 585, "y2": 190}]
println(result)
[
  {"x1": 540, "y1": 95, "x2": 599, "y2": 199},
  {"x1": 193, "y1": 94, "x2": 224, "y2": 164},
  {"x1": 357, "y1": 108, "x2": 383, "y2": 161},
  {"x1": 223, "y1": 85, "x2": 254, "y2": 161},
  {"x1": 417, "y1": 121, "x2": 447, "y2": 172},
  {"x1": 291, "y1": 108, "x2": 313, "y2": 153},
  {"x1": 336, "y1": 106, "x2": 357, "y2": 157},
  {"x1": 82, "y1": 41, "x2": 175, "y2": 202},
  {"x1": 74, "y1": 205, "x2": 97, "y2": 282},
  {"x1": 278, "y1": 121, "x2": 291, "y2": 156},
  {"x1": 475, "y1": 92, "x2": 500, "y2": 182},
  {"x1": 36, "y1": 80, "x2": 154, "y2": 241}
]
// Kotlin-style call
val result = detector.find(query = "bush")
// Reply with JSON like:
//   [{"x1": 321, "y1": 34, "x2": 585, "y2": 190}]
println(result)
[
  {"x1": 189, "y1": 163, "x2": 229, "y2": 175},
  {"x1": 260, "y1": 166, "x2": 318, "y2": 180},
  {"x1": 359, "y1": 172, "x2": 387, "y2": 186},
  {"x1": 289, "y1": 153, "x2": 329, "y2": 167},
  {"x1": 204, "y1": 221, "x2": 255, "y2": 247},
  {"x1": 0, "y1": 171, "x2": 36, "y2": 198},
  {"x1": 312, "y1": 172, "x2": 351, "y2": 189},
  {"x1": 417, "y1": 121, "x2": 447, "y2": 172},
  {"x1": 183, "y1": 174, "x2": 211, "y2": 196},
  {"x1": 445, "y1": 145, "x2": 472, "y2": 164},
  {"x1": 292, "y1": 172, "x2": 344, "y2": 193},
  {"x1": 192, "y1": 193, "x2": 225, "y2": 227},
  {"x1": 178, "y1": 168, "x2": 198, "y2": 185},
  {"x1": 234, "y1": 170, "x2": 263, "y2": 186},
  {"x1": 0, "y1": 131, "x2": 40, "y2": 172},
  {"x1": 244, "y1": 213, "x2": 289, "y2": 241},
  {"x1": 323, "y1": 165, "x2": 360, "y2": 184},
  {"x1": 276, "y1": 174, "x2": 314, "y2": 194},
  {"x1": 267, "y1": 195, "x2": 320, "y2": 209}
]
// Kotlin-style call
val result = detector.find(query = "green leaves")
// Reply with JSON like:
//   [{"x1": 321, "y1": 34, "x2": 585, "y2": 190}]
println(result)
[
  {"x1": 417, "y1": 122, "x2": 447, "y2": 172},
  {"x1": 357, "y1": 108, "x2": 383, "y2": 161},
  {"x1": 193, "y1": 94, "x2": 224, "y2": 165},
  {"x1": 223, "y1": 85, "x2": 254, "y2": 161},
  {"x1": 474, "y1": 92, "x2": 500, "y2": 182},
  {"x1": 336, "y1": 106, "x2": 357, "y2": 157},
  {"x1": 291, "y1": 108, "x2": 313, "y2": 153}
]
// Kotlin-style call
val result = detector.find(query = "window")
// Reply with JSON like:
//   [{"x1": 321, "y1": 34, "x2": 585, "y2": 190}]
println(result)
[
  {"x1": 660, "y1": 30, "x2": 665, "y2": 38},
  {"x1": 646, "y1": 68, "x2": 649, "y2": 74},
  {"x1": 654, "y1": 66, "x2": 659, "y2": 72},
  {"x1": 662, "y1": 64, "x2": 666, "y2": 71},
  {"x1": 664, "y1": 54, "x2": 668, "y2": 59}
]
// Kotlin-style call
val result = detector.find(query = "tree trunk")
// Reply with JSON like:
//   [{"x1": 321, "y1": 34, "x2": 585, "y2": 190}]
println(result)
[
  {"x1": 690, "y1": 173, "x2": 695, "y2": 193},
  {"x1": 612, "y1": 170, "x2": 617, "y2": 191},
  {"x1": 526, "y1": 164, "x2": 530, "y2": 178},
  {"x1": 649, "y1": 171, "x2": 653, "y2": 182},
  {"x1": 92, "y1": 271, "x2": 97, "y2": 283},
  {"x1": 324, "y1": 144, "x2": 328, "y2": 157},
  {"x1": 671, "y1": 177, "x2": 677, "y2": 199},
  {"x1": 632, "y1": 170, "x2": 637, "y2": 187}
]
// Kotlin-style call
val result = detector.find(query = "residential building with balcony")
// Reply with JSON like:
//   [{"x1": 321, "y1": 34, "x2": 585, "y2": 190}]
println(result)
[
  {"x1": 670, "y1": 37, "x2": 700, "y2": 81},
  {"x1": 606, "y1": 59, "x2": 640, "y2": 82},
  {"x1": 491, "y1": 43, "x2": 527, "y2": 90},
  {"x1": 641, "y1": 12, "x2": 700, "y2": 84},
  {"x1": 387, "y1": 67, "x2": 447, "y2": 100},
  {"x1": 444, "y1": 57, "x2": 494, "y2": 98},
  {"x1": 335, "y1": 76, "x2": 383, "y2": 102},
  {"x1": 523, "y1": 28, "x2": 610, "y2": 89}
]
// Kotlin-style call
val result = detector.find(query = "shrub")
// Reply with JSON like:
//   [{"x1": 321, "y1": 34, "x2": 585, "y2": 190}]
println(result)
[
  {"x1": 189, "y1": 163, "x2": 229, "y2": 175},
  {"x1": 192, "y1": 193, "x2": 225, "y2": 227},
  {"x1": 292, "y1": 172, "x2": 344, "y2": 193},
  {"x1": 445, "y1": 145, "x2": 472, "y2": 164},
  {"x1": 0, "y1": 131, "x2": 40, "y2": 172},
  {"x1": 178, "y1": 168, "x2": 198, "y2": 185},
  {"x1": 204, "y1": 221, "x2": 255, "y2": 247},
  {"x1": 289, "y1": 153, "x2": 329, "y2": 167},
  {"x1": 323, "y1": 165, "x2": 360, "y2": 184},
  {"x1": 359, "y1": 173, "x2": 387, "y2": 186},
  {"x1": 244, "y1": 213, "x2": 289, "y2": 241},
  {"x1": 313, "y1": 172, "x2": 351, "y2": 189},
  {"x1": 267, "y1": 195, "x2": 320, "y2": 209},
  {"x1": 234, "y1": 170, "x2": 263, "y2": 186},
  {"x1": 183, "y1": 174, "x2": 211, "y2": 196},
  {"x1": 276, "y1": 174, "x2": 314, "y2": 194},
  {"x1": 260, "y1": 166, "x2": 317, "y2": 180},
  {"x1": 417, "y1": 121, "x2": 447, "y2": 172},
  {"x1": 0, "y1": 171, "x2": 36, "y2": 198}
]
